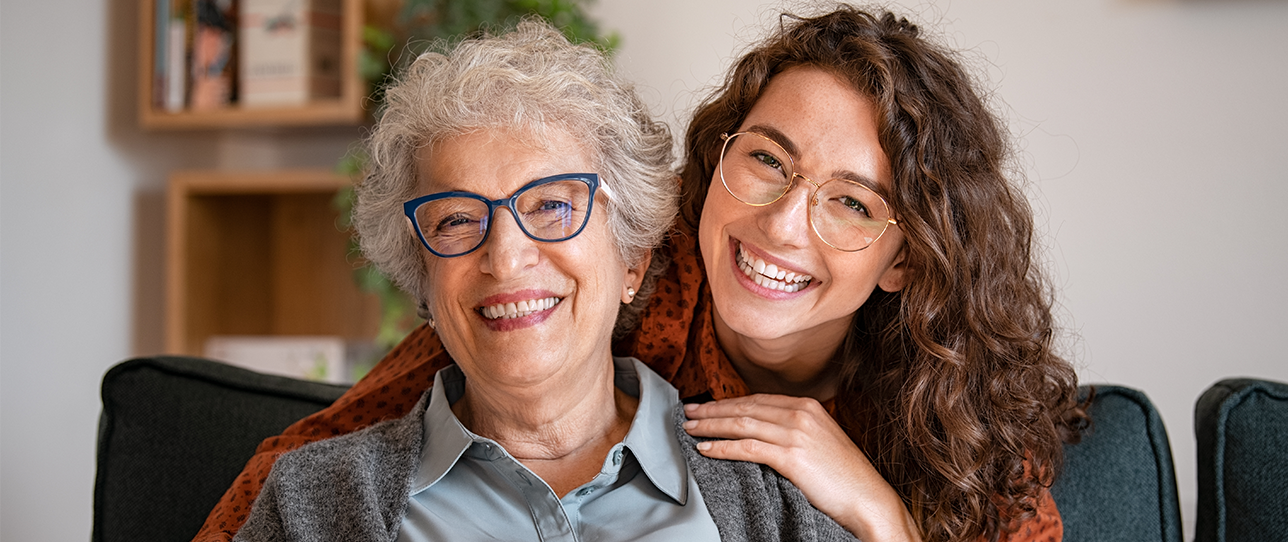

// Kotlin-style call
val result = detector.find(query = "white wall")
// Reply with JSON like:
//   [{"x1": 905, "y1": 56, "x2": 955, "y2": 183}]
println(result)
[
  {"x1": 1, "y1": 0, "x2": 1284, "y2": 539},
  {"x1": 0, "y1": 0, "x2": 356, "y2": 540},
  {"x1": 590, "y1": 0, "x2": 1288, "y2": 537}
]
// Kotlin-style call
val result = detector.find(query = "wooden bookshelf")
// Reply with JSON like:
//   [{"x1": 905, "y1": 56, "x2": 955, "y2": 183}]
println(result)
[
  {"x1": 138, "y1": 0, "x2": 367, "y2": 129},
  {"x1": 165, "y1": 169, "x2": 382, "y2": 355}
]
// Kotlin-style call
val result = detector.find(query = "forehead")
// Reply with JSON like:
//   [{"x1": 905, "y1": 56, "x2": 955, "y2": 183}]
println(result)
[
  {"x1": 739, "y1": 66, "x2": 890, "y2": 187},
  {"x1": 415, "y1": 127, "x2": 596, "y2": 196}
]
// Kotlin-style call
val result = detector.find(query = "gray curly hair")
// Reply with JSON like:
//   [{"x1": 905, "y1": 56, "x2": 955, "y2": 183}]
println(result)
[{"x1": 354, "y1": 19, "x2": 677, "y2": 335}]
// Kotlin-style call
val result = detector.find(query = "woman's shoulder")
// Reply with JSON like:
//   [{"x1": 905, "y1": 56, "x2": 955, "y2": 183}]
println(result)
[
  {"x1": 671, "y1": 406, "x2": 858, "y2": 542},
  {"x1": 274, "y1": 391, "x2": 430, "y2": 483}
]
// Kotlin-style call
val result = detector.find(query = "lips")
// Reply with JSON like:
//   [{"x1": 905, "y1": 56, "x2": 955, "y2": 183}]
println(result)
[
  {"x1": 479, "y1": 296, "x2": 562, "y2": 320},
  {"x1": 736, "y1": 242, "x2": 813, "y2": 293}
]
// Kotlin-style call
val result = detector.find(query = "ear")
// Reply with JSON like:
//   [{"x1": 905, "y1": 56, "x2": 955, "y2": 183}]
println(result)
[
  {"x1": 876, "y1": 245, "x2": 908, "y2": 293},
  {"x1": 622, "y1": 251, "x2": 652, "y2": 303}
]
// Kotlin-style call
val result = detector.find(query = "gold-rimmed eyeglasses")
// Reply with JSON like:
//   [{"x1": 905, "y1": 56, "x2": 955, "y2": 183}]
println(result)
[{"x1": 718, "y1": 131, "x2": 897, "y2": 252}]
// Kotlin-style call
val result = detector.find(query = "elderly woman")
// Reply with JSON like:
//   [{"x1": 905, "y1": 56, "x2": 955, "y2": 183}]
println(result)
[{"x1": 229, "y1": 20, "x2": 853, "y2": 542}]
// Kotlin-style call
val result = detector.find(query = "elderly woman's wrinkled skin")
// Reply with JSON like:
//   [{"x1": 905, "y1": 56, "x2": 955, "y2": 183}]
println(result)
[{"x1": 415, "y1": 128, "x2": 649, "y2": 497}]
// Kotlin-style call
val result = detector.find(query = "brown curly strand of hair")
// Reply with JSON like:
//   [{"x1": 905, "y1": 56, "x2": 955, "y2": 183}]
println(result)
[{"x1": 679, "y1": 6, "x2": 1088, "y2": 542}]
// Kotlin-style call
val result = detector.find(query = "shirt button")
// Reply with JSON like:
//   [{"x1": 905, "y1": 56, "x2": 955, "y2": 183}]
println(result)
[{"x1": 577, "y1": 487, "x2": 593, "y2": 497}]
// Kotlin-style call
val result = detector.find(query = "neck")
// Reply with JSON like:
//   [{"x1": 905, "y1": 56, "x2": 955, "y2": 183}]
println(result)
[
  {"x1": 712, "y1": 308, "x2": 850, "y2": 402},
  {"x1": 451, "y1": 358, "x2": 638, "y2": 496}
]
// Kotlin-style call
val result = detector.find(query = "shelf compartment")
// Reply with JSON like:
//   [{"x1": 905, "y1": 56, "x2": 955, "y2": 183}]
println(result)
[
  {"x1": 165, "y1": 169, "x2": 382, "y2": 355},
  {"x1": 137, "y1": 0, "x2": 367, "y2": 130}
]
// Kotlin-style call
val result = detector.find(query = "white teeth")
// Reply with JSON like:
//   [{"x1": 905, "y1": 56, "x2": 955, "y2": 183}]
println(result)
[
  {"x1": 735, "y1": 242, "x2": 813, "y2": 293},
  {"x1": 480, "y1": 297, "x2": 561, "y2": 320}
]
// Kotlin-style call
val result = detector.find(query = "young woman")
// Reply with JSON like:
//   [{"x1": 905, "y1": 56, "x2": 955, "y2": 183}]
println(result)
[
  {"x1": 195, "y1": 7, "x2": 1084, "y2": 542},
  {"x1": 671, "y1": 8, "x2": 1085, "y2": 540}
]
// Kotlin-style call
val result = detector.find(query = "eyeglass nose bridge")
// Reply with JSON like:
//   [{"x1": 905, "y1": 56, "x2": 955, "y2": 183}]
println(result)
[
  {"x1": 786, "y1": 172, "x2": 825, "y2": 207},
  {"x1": 475, "y1": 190, "x2": 572, "y2": 254},
  {"x1": 476, "y1": 198, "x2": 517, "y2": 245},
  {"x1": 792, "y1": 172, "x2": 821, "y2": 190}
]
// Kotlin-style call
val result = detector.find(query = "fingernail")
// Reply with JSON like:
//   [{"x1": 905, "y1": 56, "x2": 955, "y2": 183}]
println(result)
[
  {"x1": 683, "y1": 420, "x2": 697, "y2": 430},
  {"x1": 696, "y1": 441, "x2": 711, "y2": 451},
  {"x1": 684, "y1": 403, "x2": 698, "y2": 412}
]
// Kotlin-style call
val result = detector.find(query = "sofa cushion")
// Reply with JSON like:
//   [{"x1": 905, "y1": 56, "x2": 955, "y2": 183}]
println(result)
[
  {"x1": 92, "y1": 356, "x2": 349, "y2": 542},
  {"x1": 1052, "y1": 385, "x2": 1182, "y2": 542},
  {"x1": 1195, "y1": 378, "x2": 1288, "y2": 542}
]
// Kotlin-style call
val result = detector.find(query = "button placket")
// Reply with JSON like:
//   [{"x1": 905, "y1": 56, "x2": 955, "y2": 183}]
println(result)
[{"x1": 493, "y1": 454, "x2": 577, "y2": 542}]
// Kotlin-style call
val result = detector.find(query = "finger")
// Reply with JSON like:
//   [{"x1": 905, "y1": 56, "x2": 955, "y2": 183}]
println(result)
[
  {"x1": 689, "y1": 393, "x2": 820, "y2": 413},
  {"x1": 685, "y1": 399, "x2": 835, "y2": 441},
  {"x1": 683, "y1": 414, "x2": 798, "y2": 445},
  {"x1": 684, "y1": 393, "x2": 825, "y2": 422},
  {"x1": 694, "y1": 438, "x2": 791, "y2": 469}
]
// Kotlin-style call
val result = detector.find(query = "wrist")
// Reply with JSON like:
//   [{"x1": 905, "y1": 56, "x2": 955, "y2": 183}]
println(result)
[{"x1": 842, "y1": 497, "x2": 922, "y2": 542}]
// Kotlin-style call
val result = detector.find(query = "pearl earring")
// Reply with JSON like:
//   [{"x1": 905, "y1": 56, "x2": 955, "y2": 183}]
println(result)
[
  {"x1": 417, "y1": 301, "x2": 435, "y2": 329},
  {"x1": 626, "y1": 287, "x2": 636, "y2": 301}
]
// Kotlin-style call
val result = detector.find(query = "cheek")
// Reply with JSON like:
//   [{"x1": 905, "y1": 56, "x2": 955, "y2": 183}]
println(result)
[
  {"x1": 419, "y1": 257, "x2": 449, "y2": 307},
  {"x1": 698, "y1": 181, "x2": 733, "y2": 255},
  {"x1": 829, "y1": 244, "x2": 901, "y2": 296}
]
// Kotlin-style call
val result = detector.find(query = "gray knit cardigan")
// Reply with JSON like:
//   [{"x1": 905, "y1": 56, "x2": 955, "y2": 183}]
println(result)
[{"x1": 234, "y1": 391, "x2": 859, "y2": 542}]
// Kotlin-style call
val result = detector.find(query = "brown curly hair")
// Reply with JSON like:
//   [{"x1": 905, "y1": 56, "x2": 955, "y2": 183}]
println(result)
[{"x1": 678, "y1": 6, "x2": 1088, "y2": 541}]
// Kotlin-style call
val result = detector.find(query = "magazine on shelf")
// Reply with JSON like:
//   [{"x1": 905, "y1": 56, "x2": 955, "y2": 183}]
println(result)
[{"x1": 240, "y1": 0, "x2": 343, "y2": 107}]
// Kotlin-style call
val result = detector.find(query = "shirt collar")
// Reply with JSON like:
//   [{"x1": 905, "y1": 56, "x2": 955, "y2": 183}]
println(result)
[
  {"x1": 410, "y1": 357, "x2": 689, "y2": 505},
  {"x1": 618, "y1": 356, "x2": 689, "y2": 504},
  {"x1": 410, "y1": 365, "x2": 473, "y2": 493}
]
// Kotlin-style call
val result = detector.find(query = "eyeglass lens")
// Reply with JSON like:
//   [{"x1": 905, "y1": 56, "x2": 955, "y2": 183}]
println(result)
[
  {"x1": 411, "y1": 179, "x2": 592, "y2": 256},
  {"x1": 719, "y1": 132, "x2": 892, "y2": 251}
]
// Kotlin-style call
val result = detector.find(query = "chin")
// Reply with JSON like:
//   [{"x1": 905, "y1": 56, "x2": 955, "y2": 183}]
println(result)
[{"x1": 712, "y1": 295, "x2": 797, "y2": 342}]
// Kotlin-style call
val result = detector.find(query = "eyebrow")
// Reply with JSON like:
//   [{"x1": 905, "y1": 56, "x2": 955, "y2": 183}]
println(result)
[
  {"x1": 742, "y1": 124, "x2": 888, "y2": 195},
  {"x1": 745, "y1": 124, "x2": 800, "y2": 158}
]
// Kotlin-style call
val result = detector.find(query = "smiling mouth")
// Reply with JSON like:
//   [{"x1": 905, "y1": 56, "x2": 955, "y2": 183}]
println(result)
[
  {"x1": 736, "y1": 242, "x2": 813, "y2": 293},
  {"x1": 479, "y1": 297, "x2": 562, "y2": 320}
]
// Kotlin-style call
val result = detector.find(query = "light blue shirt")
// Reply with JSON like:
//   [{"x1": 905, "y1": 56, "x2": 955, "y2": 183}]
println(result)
[{"x1": 397, "y1": 357, "x2": 721, "y2": 542}]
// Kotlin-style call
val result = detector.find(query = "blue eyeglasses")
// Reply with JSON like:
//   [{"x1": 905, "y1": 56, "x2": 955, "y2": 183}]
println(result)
[{"x1": 403, "y1": 173, "x2": 606, "y2": 258}]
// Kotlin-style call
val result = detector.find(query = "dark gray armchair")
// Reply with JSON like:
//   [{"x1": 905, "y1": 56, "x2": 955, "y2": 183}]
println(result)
[
  {"x1": 1194, "y1": 378, "x2": 1288, "y2": 542},
  {"x1": 93, "y1": 356, "x2": 1184, "y2": 542},
  {"x1": 92, "y1": 356, "x2": 348, "y2": 542},
  {"x1": 1052, "y1": 385, "x2": 1183, "y2": 542}
]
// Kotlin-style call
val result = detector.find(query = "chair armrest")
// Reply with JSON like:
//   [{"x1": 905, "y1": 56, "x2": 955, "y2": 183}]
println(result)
[{"x1": 92, "y1": 356, "x2": 350, "y2": 542}]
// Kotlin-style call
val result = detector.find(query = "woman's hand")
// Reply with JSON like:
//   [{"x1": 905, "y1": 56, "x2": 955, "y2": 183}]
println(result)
[{"x1": 683, "y1": 394, "x2": 923, "y2": 542}]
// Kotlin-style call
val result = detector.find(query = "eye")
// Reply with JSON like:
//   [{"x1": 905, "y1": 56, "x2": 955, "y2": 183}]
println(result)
[
  {"x1": 537, "y1": 199, "x2": 572, "y2": 213},
  {"x1": 752, "y1": 151, "x2": 785, "y2": 171},
  {"x1": 837, "y1": 195, "x2": 871, "y2": 217},
  {"x1": 436, "y1": 213, "x2": 479, "y2": 231}
]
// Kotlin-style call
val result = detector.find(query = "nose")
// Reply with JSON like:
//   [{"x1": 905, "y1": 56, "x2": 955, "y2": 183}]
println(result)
[
  {"x1": 478, "y1": 207, "x2": 540, "y2": 279},
  {"x1": 756, "y1": 175, "x2": 814, "y2": 248}
]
